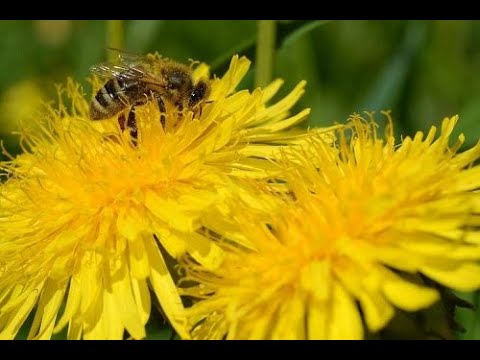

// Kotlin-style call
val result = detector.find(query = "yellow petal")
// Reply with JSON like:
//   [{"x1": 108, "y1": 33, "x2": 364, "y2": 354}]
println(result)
[
  {"x1": 364, "y1": 243, "x2": 425, "y2": 272},
  {"x1": 301, "y1": 260, "x2": 330, "y2": 301},
  {"x1": 83, "y1": 291, "x2": 107, "y2": 340},
  {"x1": 257, "y1": 108, "x2": 311, "y2": 133},
  {"x1": 83, "y1": 289, "x2": 124, "y2": 340},
  {"x1": 131, "y1": 277, "x2": 151, "y2": 325},
  {"x1": 0, "y1": 282, "x2": 42, "y2": 340},
  {"x1": 183, "y1": 231, "x2": 224, "y2": 270},
  {"x1": 110, "y1": 255, "x2": 146, "y2": 340},
  {"x1": 255, "y1": 80, "x2": 307, "y2": 121},
  {"x1": 192, "y1": 63, "x2": 210, "y2": 83},
  {"x1": 399, "y1": 238, "x2": 480, "y2": 260},
  {"x1": 144, "y1": 190, "x2": 196, "y2": 232},
  {"x1": 451, "y1": 142, "x2": 480, "y2": 169},
  {"x1": 270, "y1": 292, "x2": 305, "y2": 340},
  {"x1": 210, "y1": 55, "x2": 250, "y2": 100},
  {"x1": 382, "y1": 279, "x2": 439, "y2": 311},
  {"x1": 0, "y1": 282, "x2": 42, "y2": 312},
  {"x1": 242, "y1": 301, "x2": 279, "y2": 340},
  {"x1": 78, "y1": 252, "x2": 103, "y2": 316},
  {"x1": 327, "y1": 283, "x2": 363, "y2": 340},
  {"x1": 153, "y1": 227, "x2": 188, "y2": 259},
  {"x1": 237, "y1": 144, "x2": 285, "y2": 158},
  {"x1": 393, "y1": 216, "x2": 467, "y2": 235},
  {"x1": 28, "y1": 279, "x2": 67, "y2": 340},
  {"x1": 262, "y1": 79, "x2": 284, "y2": 103},
  {"x1": 103, "y1": 290, "x2": 125, "y2": 339},
  {"x1": 441, "y1": 116, "x2": 458, "y2": 136},
  {"x1": 421, "y1": 262, "x2": 480, "y2": 291},
  {"x1": 307, "y1": 298, "x2": 328, "y2": 340},
  {"x1": 450, "y1": 167, "x2": 480, "y2": 192},
  {"x1": 94, "y1": 207, "x2": 114, "y2": 250},
  {"x1": 128, "y1": 235, "x2": 150, "y2": 280},
  {"x1": 145, "y1": 235, "x2": 190, "y2": 339},
  {"x1": 54, "y1": 277, "x2": 81, "y2": 333},
  {"x1": 116, "y1": 207, "x2": 145, "y2": 242},
  {"x1": 358, "y1": 290, "x2": 394, "y2": 332},
  {"x1": 67, "y1": 318, "x2": 82, "y2": 340},
  {"x1": 81, "y1": 284, "x2": 104, "y2": 336},
  {"x1": 176, "y1": 189, "x2": 218, "y2": 213},
  {"x1": 464, "y1": 231, "x2": 480, "y2": 244}
]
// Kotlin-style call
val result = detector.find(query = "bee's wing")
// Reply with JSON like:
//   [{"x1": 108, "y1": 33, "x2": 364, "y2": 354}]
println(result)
[
  {"x1": 105, "y1": 47, "x2": 157, "y2": 64},
  {"x1": 91, "y1": 49, "x2": 165, "y2": 83},
  {"x1": 105, "y1": 47, "x2": 165, "y2": 72},
  {"x1": 89, "y1": 62, "x2": 148, "y2": 81}
]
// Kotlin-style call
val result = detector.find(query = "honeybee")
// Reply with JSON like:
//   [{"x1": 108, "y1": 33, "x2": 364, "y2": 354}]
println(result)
[{"x1": 90, "y1": 50, "x2": 210, "y2": 140}]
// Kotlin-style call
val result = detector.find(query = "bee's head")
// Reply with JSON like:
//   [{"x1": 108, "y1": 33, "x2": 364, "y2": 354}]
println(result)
[{"x1": 188, "y1": 81, "x2": 209, "y2": 107}]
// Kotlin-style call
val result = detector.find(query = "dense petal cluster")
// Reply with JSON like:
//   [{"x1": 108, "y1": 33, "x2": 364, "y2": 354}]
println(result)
[
  {"x1": 182, "y1": 114, "x2": 480, "y2": 339},
  {"x1": 0, "y1": 56, "x2": 314, "y2": 339}
]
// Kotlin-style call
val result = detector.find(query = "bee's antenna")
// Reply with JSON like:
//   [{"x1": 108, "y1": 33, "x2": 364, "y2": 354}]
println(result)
[{"x1": 188, "y1": 58, "x2": 200, "y2": 69}]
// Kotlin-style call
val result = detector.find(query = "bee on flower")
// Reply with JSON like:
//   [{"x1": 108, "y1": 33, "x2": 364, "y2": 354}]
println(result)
[{"x1": 0, "y1": 55, "x2": 319, "y2": 340}]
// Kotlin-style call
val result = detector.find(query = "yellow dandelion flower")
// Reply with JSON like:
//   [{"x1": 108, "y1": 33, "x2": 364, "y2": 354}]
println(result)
[
  {"x1": 0, "y1": 55, "x2": 314, "y2": 340},
  {"x1": 181, "y1": 113, "x2": 480, "y2": 340}
]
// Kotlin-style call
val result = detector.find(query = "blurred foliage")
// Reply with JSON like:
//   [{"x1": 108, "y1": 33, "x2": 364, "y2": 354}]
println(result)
[
  {"x1": 2, "y1": 20, "x2": 480, "y2": 340},
  {"x1": 3, "y1": 20, "x2": 480, "y2": 147}
]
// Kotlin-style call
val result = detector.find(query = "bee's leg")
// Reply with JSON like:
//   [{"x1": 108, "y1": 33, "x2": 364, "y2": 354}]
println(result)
[
  {"x1": 118, "y1": 113, "x2": 128, "y2": 131},
  {"x1": 175, "y1": 101, "x2": 184, "y2": 116},
  {"x1": 196, "y1": 100, "x2": 212, "y2": 119},
  {"x1": 127, "y1": 106, "x2": 139, "y2": 143},
  {"x1": 117, "y1": 111, "x2": 138, "y2": 145},
  {"x1": 154, "y1": 95, "x2": 166, "y2": 130},
  {"x1": 196, "y1": 104, "x2": 203, "y2": 119},
  {"x1": 172, "y1": 101, "x2": 185, "y2": 128}
]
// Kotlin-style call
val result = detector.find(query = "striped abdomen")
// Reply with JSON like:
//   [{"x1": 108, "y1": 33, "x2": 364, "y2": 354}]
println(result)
[{"x1": 90, "y1": 78, "x2": 142, "y2": 120}]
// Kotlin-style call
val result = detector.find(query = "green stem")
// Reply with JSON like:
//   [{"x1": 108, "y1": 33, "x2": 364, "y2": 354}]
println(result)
[
  {"x1": 254, "y1": 20, "x2": 276, "y2": 88},
  {"x1": 106, "y1": 20, "x2": 124, "y2": 61}
]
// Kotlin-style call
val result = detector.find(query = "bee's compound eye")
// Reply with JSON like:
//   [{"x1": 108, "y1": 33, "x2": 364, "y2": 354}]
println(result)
[
  {"x1": 189, "y1": 82, "x2": 207, "y2": 106},
  {"x1": 190, "y1": 90, "x2": 201, "y2": 102}
]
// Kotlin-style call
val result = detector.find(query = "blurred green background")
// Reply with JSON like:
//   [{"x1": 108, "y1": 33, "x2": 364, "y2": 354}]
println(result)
[
  {"x1": 3, "y1": 20, "x2": 480, "y2": 148},
  {"x1": 1, "y1": 19, "x2": 480, "y2": 339}
]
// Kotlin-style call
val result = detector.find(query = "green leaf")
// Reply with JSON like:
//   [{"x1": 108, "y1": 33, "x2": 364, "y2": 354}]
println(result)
[
  {"x1": 145, "y1": 325, "x2": 175, "y2": 340},
  {"x1": 357, "y1": 20, "x2": 427, "y2": 111},
  {"x1": 210, "y1": 20, "x2": 332, "y2": 74},
  {"x1": 455, "y1": 291, "x2": 480, "y2": 340},
  {"x1": 278, "y1": 20, "x2": 332, "y2": 48},
  {"x1": 209, "y1": 35, "x2": 257, "y2": 74},
  {"x1": 457, "y1": 94, "x2": 480, "y2": 148},
  {"x1": 126, "y1": 20, "x2": 164, "y2": 53}
]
